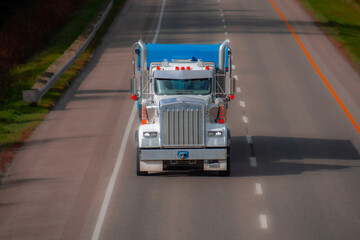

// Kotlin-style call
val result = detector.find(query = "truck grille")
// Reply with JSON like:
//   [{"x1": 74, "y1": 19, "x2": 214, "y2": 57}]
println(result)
[{"x1": 161, "y1": 107, "x2": 205, "y2": 147}]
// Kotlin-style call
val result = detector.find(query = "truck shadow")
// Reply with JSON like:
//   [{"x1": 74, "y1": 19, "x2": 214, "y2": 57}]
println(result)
[
  {"x1": 230, "y1": 136, "x2": 360, "y2": 177},
  {"x1": 146, "y1": 136, "x2": 359, "y2": 178}
]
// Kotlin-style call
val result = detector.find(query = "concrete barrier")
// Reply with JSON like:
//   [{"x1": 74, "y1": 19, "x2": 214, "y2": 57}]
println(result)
[{"x1": 23, "y1": 0, "x2": 113, "y2": 103}]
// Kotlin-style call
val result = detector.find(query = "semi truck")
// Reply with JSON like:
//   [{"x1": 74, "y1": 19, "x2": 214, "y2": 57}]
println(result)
[{"x1": 130, "y1": 39, "x2": 235, "y2": 176}]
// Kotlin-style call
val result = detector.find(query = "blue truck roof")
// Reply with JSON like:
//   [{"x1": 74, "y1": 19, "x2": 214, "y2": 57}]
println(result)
[{"x1": 142, "y1": 43, "x2": 229, "y2": 69}]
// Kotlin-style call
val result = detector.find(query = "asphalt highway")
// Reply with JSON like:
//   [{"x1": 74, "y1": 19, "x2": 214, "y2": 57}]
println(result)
[{"x1": 1, "y1": 0, "x2": 360, "y2": 239}]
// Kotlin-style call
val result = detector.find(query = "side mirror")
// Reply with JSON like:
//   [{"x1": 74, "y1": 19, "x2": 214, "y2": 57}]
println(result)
[{"x1": 130, "y1": 77, "x2": 137, "y2": 94}]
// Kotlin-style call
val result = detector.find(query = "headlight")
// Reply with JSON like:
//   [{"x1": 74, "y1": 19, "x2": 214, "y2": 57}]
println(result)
[
  {"x1": 208, "y1": 131, "x2": 223, "y2": 137},
  {"x1": 143, "y1": 132, "x2": 157, "y2": 137}
]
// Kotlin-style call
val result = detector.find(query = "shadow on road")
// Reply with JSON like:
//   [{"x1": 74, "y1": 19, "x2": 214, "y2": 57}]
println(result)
[
  {"x1": 231, "y1": 136, "x2": 360, "y2": 177},
  {"x1": 143, "y1": 136, "x2": 360, "y2": 178}
]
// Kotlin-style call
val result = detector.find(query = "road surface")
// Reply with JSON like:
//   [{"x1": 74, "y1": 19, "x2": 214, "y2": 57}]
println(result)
[{"x1": 0, "y1": 0, "x2": 360, "y2": 239}]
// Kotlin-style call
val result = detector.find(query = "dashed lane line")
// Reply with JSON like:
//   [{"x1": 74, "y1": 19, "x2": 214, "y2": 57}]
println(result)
[
  {"x1": 259, "y1": 214, "x2": 268, "y2": 229},
  {"x1": 249, "y1": 157, "x2": 257, "y2": 167},
  {"x1": 242, "y1": 116, "x2": 248, "y2": 123},
  {"x1": 255, "y1": 183, "x2": 263, "y2": 195},
  {"x1": 239, "y1": 100, "x2": 246, "y2": 108}
]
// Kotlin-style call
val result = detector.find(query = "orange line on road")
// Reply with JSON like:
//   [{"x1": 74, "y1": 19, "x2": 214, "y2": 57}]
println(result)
[{"x1": 269, "y1": 0, "x2": 360, "y2": 135}]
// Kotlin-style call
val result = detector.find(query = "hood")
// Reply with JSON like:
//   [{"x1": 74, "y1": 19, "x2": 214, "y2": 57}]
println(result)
[{"x1": 159, "y1": 96, "x2": 209, "y2": 108}]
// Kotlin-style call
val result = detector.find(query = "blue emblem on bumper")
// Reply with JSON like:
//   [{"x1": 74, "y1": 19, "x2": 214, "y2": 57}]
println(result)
[{"x1": 177, "y1": 151, "x2": 189, "y2": 159}]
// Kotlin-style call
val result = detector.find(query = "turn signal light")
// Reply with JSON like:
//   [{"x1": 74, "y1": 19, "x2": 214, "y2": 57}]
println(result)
[{"x1": 131, "y1": 95, "x2": 137, "y2": 100}]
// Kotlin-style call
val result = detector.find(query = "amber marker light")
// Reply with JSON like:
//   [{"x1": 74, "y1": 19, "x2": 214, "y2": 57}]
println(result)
[
  {"x1": 142, "y1": 106, "x2": 146, "y2": 124},
  {"x1": 219, "y1": 105, "x2": 225, "y2": 124}
]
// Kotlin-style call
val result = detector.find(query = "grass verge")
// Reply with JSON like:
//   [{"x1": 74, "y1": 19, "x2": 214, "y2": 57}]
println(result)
[
  {"x1": 0, "y1": 0, "x2": 125, "y2": 172},
  {"x1": 300, "y1": 0, "x2": 360, "y2": 69}
]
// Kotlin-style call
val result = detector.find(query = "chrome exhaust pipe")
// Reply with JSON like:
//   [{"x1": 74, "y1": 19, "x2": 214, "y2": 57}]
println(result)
[{"x1": 218, "y1": 39, "x2": 230, "y2": 72}]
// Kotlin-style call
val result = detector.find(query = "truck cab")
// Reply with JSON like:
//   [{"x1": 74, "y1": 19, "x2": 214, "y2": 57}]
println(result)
[{"x1": 130, "y1": 40, "x2": 235, "y2": 176}]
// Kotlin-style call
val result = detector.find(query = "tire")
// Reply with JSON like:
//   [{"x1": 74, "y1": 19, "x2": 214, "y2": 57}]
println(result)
[{"x1": 135, "y1": 130, "x2": 147, "y2": 176}]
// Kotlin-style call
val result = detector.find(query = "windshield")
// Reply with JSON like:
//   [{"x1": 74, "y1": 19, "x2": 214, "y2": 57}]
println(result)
[{"x1": 155, "y1": 78, "x2": 211, "y2": 95}]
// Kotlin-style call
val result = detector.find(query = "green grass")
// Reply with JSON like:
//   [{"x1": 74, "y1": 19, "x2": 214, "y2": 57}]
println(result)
[
  {"x1": 300, "y1": 0, "x2": 360, "y2": 68},
  {"x1": 0, "y1": 0, "x2": 124, "y2": 149}
]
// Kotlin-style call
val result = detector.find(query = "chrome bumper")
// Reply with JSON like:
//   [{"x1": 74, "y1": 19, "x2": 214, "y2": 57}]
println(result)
[
  {"x1": 139, "y1": 148, "x2": 227, "y2": 161},
  {"x1": 139, "y1": 148, "x2": 227, "y2": 172}
]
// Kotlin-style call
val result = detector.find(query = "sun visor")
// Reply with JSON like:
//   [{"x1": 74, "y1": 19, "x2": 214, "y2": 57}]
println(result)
[{"x1": 154, "y1": 70, "x2": 213, "y2": 79}]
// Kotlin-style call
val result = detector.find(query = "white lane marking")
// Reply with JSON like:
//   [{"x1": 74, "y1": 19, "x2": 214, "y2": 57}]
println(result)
[
  {"x1": 249, "y1": 157, "x2": 257, "y2": 167},
  {"x1": 152, "y1": 0, "x2": 166, "y2": 43},
  {"x1": 232, "y1": 64, "x2": 236, "y2": 70},
  {"x1": 223, "y1": 25, "x2": 227, "y2": 29},
  {"x1": 246, "y1": 135, "x2": 253, "y2": 144},
  {"x1": 239, "y1": 100, "x2": 246, "y2": 108},
  {"x1": 255, "y1": 183, "x2": 263, "y2": 195},
  {"x1": 259, "y1": 214, "x2": 268, "y2": 229},
  {"x1": 234, "y1": 75, "x2": 238, "y2": 81},
  {"x1": 92, "y1": 0, "x2": 167, "y2": 239},
  {"x1": 222, "y1": 19, "x2": 226, "y2": 23},
  {"x1": 219, "y1": 8, "x2": 223, "y2": 12},
  {"x1": 91, "y1": 103, "x2": 137, "y2": 240},
  {"x1": 220, "y1": 13, "x2": 224, "y2": 17},
  {"x1": 242, "y1": 116, "x2": 248, "y2": 123},
  {"x1": 236, "y1": 87, "x2": 241, "y2": 92},
  {"x1": 224, "y1": 32, "x2": 228, "y2": 36}
]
